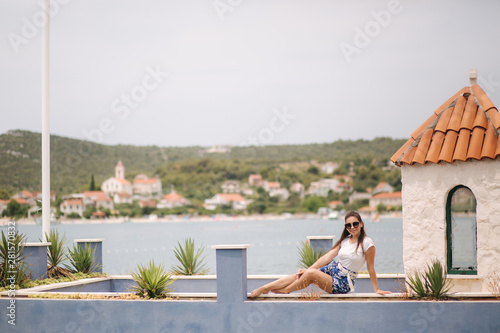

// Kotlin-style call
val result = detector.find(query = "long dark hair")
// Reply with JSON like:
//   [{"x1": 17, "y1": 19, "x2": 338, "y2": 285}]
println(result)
[{"x1": 332, "y1": 211, "x2": 367, "y2": 254}]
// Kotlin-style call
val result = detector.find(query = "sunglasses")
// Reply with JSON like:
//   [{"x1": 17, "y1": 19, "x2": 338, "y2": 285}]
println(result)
[{"x1": 345, "y1": 221, "x2": 360, "y2": 229}]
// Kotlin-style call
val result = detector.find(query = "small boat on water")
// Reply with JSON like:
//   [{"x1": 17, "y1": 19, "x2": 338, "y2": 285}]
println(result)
[{"x1": 371, "y1": 213, "x2": 382, "y2": 223}]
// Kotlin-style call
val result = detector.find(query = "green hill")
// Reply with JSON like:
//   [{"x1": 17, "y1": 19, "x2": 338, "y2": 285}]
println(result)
[{"x1": 0, "y1": 129, "x2": 406, "y2": 198}]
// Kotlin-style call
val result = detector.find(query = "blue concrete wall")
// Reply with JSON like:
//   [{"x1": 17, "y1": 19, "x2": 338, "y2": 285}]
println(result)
[
  {"x1": 42, "y1": 276, "x2": 405, "y2": 294},
  {"x1": 1, "y1": 298, "x2": 499, "y2": 332}
]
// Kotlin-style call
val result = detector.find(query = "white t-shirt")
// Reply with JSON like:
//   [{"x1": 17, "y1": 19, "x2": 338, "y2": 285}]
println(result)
[{"x1": 337, "y1": 236, "x2": 375, "y2": 272}]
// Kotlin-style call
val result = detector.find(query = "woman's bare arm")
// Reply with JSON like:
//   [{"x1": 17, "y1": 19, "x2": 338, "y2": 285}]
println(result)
[
  {"x1": 365, "y1": 246, "x2": 391, "y2": 295},
  {"x1": 309, "y1": 245, "x2": 340, "y2": 269}
]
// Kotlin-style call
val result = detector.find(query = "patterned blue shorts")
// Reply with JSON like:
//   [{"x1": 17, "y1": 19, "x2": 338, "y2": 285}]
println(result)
[{"x1": 319, "y1": 260, "x2": 354, "y2": 294}]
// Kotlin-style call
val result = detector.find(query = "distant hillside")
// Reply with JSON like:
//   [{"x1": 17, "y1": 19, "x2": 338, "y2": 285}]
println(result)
[{"x1": 0, "y1": 130, "x2": 406, "y2": 196}]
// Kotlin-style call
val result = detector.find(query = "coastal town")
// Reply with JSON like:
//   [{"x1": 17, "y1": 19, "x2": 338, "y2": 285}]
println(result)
[{"x1": 0, "y1": 159, "x2": 402, "y2": 223}]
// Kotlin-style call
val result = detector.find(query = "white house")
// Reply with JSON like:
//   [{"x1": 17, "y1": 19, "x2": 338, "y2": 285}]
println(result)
[
  {"x1": 83, "y1": 191, "x2": 114, "y2": 210},
  {"x1": 349, "y1": 191, "x2": 372, "y2": 204},
  {"x1": 102, "y1": 161, "x2": 133, "y2": 197},
  {"x1": 157, "y1": 191, "x2": 191, "y2": 209},
  {"x1": 373, "y1": 182, "x2": 394, "y2": 194},
  {"x1": 269, "y1": 188, "x2": 290, "y2": 201},
  {"x1": 369, "y1": 191, "x2": 402, "y2": 209},
  {"x1": 133, "y1": 174, "x2": 162, "y2": 196},
  {"x1": 307, "y1": 178, "x2": 341, "y2": 197},
  {"x1": 113, "y1": 192, "x2": 133, "y2": 205},
  {"x1": 263, "y1": 181, "x2": 280, "y2": 192},
  {"x1": 321, "y1": 162, "x2": 338, "y2": 174},
  {"x1": 248, "y1": 174, "x2": 263, "y2": 187},
  {"x1": 290, "y1": 182, "x2": 305, "y2": 194},
  {"x1": 391, "y1": 80, "x2": 500, "y2": 292},
  {"x1": 221, "y1": 180, "x2": 240, "y2": 193},
  {"x1": 204, "y1": 193, "x2": 248, "y2": 210},
  {"x1": 60, "y1": 198, "x2": 85, "y2": 217}
]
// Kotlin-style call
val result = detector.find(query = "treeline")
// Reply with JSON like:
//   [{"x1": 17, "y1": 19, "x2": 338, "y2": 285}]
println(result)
[{"x1": 0, "y1": 130, "x2": 406, "y2": 200}]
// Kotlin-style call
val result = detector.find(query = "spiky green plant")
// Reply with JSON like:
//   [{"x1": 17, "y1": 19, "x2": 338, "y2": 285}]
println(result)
[
  {"x1": 65, "y1": 243, "x2": 101, "y2": 274},
  {"x1": 406, "y1": 271, "x2": 429, "y2": 298},
  {"x1": 425, "y1": 260, "x2": 452, "y2": 299},
  {"x1": 406, "y1": 260, "x2": 451, "y2": 299},
  {"x1": 0, "y1": 230, "x2": 31, "y2": 287},
  {"x1": 297, "y1": 241, "x2": 325, "y2": 269},
  {"x1": 171, "y1": 238, "x2": 209, "y2": 275},
  {"x1": 41, "y1": 230, "x2": 73, "y2": 278},
  {"x1": 130, "y1": 260, "x2": 175, "y2": 299}
]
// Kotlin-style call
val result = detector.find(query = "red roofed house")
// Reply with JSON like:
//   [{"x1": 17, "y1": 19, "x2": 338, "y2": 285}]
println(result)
[
  {"x1": 248, "y1": 174, "x2": 263, "y2": 187},
  {"x1": 157, "y1": 191, "x2": 191, "y2": 209},
  {"x1": 328, "y1": 200, "x2": 343, "y2": 209},
  {"x1": 60, "y1": 198, "x2": 85, "y2": 217},
  {"x1": 102, "y1": 161, "x2": 133, "y2": 197},
  {"x1": 204, "y1": 193, "x2": 248, "y2": 210},
  {"x1": 391, "y1": 71, "x2": 500, "y2": 292},
  {"x1": 369, "y1": 192, "x2": 402, "y2": 209},
  {"x1": 83, "y1": 191, "x2": 114, "y2": 210},
  {"x1": 133, "y1": 174, "x2": 162, "y2": 196},
  {"x1": 32, "y1": 191, "x2": 56, "y2": 202},
  {"x1": 12, "y1": 191, "x2": 35, "y2": 206},
  {"x1": 113, "y1": 192, "x2": 133, "y2": 205},
  {"x1": 373, "y1": 182, "x2": 394, "y2": 194},
  {"x1": 263, "y1": 181, "x2": 280, "y2": 192}
]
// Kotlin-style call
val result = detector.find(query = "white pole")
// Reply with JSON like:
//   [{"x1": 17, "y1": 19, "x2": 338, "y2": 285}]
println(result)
[{"x1": 42, "y1": 0, "x2": 51, "y2": 241}]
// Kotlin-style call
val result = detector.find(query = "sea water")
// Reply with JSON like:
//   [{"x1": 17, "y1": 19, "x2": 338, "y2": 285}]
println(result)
[{"x1": 10, "y1": 217, "x2": 403, "y2": 275}]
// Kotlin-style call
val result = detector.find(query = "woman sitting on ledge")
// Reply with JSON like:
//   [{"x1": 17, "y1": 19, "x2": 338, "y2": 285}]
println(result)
[{"x1": 250, "y1": 211, "x2": 391, "y2": 297}]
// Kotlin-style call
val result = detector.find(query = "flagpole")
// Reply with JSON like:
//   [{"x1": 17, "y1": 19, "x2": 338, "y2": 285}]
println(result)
[{"x1": 42, "y1": 0, "x2": 51, "y2": 241}]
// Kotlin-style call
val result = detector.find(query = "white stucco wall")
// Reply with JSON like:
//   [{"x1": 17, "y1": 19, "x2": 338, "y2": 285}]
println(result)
[{"x1": 401, "y1": 159, "x2": 500, "y2": 292}]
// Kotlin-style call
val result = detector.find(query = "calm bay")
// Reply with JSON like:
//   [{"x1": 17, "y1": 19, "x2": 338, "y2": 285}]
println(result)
[{"x1": 9, "y1": 217, "x2": 404, "y2": 275}]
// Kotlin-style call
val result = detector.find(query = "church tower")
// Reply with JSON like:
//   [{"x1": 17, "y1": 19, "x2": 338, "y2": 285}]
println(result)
[{"x1": 115, "y1": 161, "x2": 125, "y2": 180}]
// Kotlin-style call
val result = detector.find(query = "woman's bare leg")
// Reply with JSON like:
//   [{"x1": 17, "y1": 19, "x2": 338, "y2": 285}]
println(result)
[
  {"x1": 250, "y1": 274, "x2": 297, "y2": 297},
  {"x1": 272, "y1": 269, "x2": 332, "y2": 294}
]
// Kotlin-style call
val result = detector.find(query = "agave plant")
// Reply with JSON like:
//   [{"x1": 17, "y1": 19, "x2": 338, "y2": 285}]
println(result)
[
  {"x1": 130, "y1": 260, "x2": 175, "y2": 299},
  {"x1": 171, "y1": 238, "x2": 209, "y2": 275},
  {"x1": 41, "y1": 230, "x2": 73, "y2": 278},
  {"x1": 297, "y1": 241, "x2": 325, "y2": 269},
  {"x1": 65, "y1": 243, "x2": 101, "y2": 274},
  {"x1": 406, "y1": 259, "x2": 451, "y2": 299},
  {"x1": 406, "y1": 270, "x2": 429, "y2": 298},
  {"x1": 0, "y1": 230, "x2": 31, "y2": 287},
  {"x1": 424, "y1": 260, "x2": 452, "y2": 299}
]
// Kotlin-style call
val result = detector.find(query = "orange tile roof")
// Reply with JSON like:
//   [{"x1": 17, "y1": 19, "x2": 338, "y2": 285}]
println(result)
[
  {"x1": 163, "y1": 192, "x2": 185, "y2": 202},
  {"x1": 372, "y1": 191, "x2": 402, "y2": 199},
  {"x1": 63, "y1": 199, "x2": 84, "y2": 206},
  {"x1": 12, "y1": 198, "x2": 30, "y2": 205},
  {"x1": 218, "y1": 193, "x2": 245, "y2": 202},
  {"x1": 133, "y1": 178, "x2": 160, "y2": 185},
  {"x1": 116, "y1": 178, "x2": 131, "y2": 185},
  {"x1": 391, "y1": 84, "x2": 500, "y2": 166}
]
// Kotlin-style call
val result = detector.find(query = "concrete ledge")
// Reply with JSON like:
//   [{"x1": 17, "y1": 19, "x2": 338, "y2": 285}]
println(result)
[
  {"x1": 2, "y1": 297, "x2": 499, "y2": 332},
  {"x1": 210, "y1": 244, "x2": 252, "y2": 249}
]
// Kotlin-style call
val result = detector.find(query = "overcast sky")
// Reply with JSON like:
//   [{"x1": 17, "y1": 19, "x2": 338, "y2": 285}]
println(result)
[{"x1": 1, "y1": 0, "x2": 499, "y2": 147}]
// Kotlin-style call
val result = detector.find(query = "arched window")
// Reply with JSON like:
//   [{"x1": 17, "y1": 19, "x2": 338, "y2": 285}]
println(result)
[{"x1": 446, "y1": 186, "x2": 477, "y2": 275}]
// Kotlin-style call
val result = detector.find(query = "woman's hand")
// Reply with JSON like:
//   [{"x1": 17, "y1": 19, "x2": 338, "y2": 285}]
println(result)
[
  {"x1": 375, "y1": 289, "x2": 391, "y2": 295},
  {"x1": 296, "y1": 269, "x2": 306, "y2": 279}
]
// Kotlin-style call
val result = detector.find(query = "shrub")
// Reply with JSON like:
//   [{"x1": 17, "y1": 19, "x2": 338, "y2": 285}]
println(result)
[
  {"x1": 130, "y1": 260, "x2": 175, "y2": 299},
  {"x1": 406, "y1": 260, "x2": 452, "y2": 299},
  {"x1": 65, "y1": 243, "x2": 101, "y2": 274},
  {"x1": 297, "y1": 241, "x2": 325, "y2": 269},
  {"x1": 42, "y1": 230, "x2": 73, "y2": 278},
  {"x1": 171, "y1": 238, "x2": 209, "y2": 275},
  {"x1": 0, "y1": 230, "x2": 30, "y2": 288}
]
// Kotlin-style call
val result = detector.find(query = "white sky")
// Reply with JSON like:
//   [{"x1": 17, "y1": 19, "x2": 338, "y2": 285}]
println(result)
[{"x1": 1, "y1": 0, "x2": 499, "y2": 147}]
